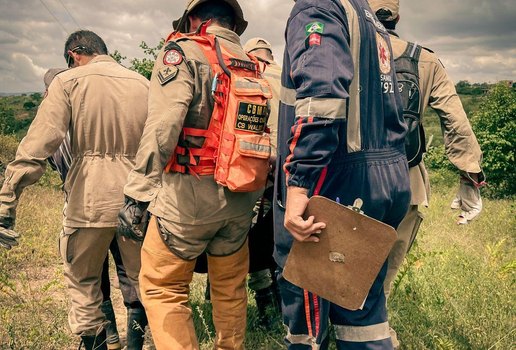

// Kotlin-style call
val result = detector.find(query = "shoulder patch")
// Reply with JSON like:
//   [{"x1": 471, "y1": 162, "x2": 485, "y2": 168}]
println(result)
[
  {"x1": 305, "y1": 22, "x2": 324, "y2": 36},
  {"x1": 163, "y1": 49, "x2": 183, "y2": 66},
  {"x1": 157, "y1": 65, "x2": 179, "y2": 85},
  {"x1": 164, "y1": 41, "x2": 185, "y2": 56}
]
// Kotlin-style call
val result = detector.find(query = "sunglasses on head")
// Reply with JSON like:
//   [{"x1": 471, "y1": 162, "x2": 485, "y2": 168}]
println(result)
[{"x1": 66, "y1": 46, "x2": 87, "y2": 68}]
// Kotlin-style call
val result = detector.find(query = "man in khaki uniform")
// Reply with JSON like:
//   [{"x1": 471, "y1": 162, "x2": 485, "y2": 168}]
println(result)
[
  {"x1": 244, "y1": 37, "x2": 281, "y2": 158},
  {"x1": 243, "y1": 37, "x2": 282, "y2": 326},
  {"x1": 118, "y1": 1, "x2": 262, "y2": 349},
  {"x1": 0, "y1": 30, "x2": 149, "y2": 350},
  {"x1": 368, "y1": 0, "x2": 485, "y2": 347}
]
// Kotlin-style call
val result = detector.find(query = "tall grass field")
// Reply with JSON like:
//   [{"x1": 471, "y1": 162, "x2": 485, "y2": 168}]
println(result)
[
  {"x1": 0, "y1": 86, "x2": 515, "y2": 349},
  {"x1": 0, "y1": 167, "x2": 513, "y2": 349}
]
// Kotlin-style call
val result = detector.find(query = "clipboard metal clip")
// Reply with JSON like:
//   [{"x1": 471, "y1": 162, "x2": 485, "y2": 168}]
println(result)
[{"x1": 347, "y1": 198, "x2": 364, "y2": 214}]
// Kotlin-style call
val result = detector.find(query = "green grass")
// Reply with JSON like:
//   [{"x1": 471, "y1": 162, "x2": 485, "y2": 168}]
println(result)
[
  {"x1": 0, "y1": 171, "x2": 514, "y2": 349},
  {"x1": 388, "y1": 171, "x2": 515, "y2": 349}
]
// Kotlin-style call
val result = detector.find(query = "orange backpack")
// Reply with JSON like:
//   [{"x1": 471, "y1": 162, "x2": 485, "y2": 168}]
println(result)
[{"x1": 164, "y1": 25, "x2": 273, "y2": 192}]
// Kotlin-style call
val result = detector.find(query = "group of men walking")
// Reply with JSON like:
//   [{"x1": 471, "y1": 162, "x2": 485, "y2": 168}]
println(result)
[{"x1": 0, "y1": 0, "x2": 484, "y2": 349}]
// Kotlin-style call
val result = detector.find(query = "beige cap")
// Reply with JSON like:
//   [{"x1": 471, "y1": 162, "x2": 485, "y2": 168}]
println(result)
[
  {"x1": 173, "y1": 0, "x2": 248, "y2": 35},
  {"x1": 368, "y1": 0, "x2": 399, "y2": 21},
  {"x1": 243, "y1": 37, "x2": 272, "y2": 53},
  {"x1": 43, "y1": 68, "x2": 67, "y2": 89}
]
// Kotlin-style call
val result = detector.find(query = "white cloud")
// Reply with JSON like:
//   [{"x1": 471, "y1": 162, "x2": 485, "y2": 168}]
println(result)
[{"x1": 0, "y1": 0, "x2": 514, "y2": 92}]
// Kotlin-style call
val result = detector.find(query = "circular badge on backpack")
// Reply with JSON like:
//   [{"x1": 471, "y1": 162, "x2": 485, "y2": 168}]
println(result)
[
  {"x1": 376, "y1": 33, "x2": 391, "y2": 75},
  {"x1": 163, "y1": 49, "x2": 183, "y2": 66}
]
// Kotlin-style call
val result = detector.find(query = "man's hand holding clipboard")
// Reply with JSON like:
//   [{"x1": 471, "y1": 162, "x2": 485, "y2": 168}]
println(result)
[{"x1": 283, "y1": 195, "x2": 397, "y2": 310}]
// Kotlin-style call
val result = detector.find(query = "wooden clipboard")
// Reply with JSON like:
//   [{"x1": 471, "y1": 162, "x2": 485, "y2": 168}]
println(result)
[{"x1": 283, "y1": 196, "x2": 397, "y2": 310}]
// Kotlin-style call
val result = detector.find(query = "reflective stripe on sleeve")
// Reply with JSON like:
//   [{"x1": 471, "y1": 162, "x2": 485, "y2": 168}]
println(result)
[
  {"x1": 295, "y1": 97, "x2": 347, "y2": 119},
  {"x1": 334, "y1": 321, "x2": 391, "y2": 343},
  {"x1": 281, "y1": 86, "x2": 296, "y2": 106}
]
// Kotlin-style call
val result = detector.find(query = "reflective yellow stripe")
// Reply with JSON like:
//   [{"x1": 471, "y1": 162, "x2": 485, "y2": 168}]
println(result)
[
  {"x1": 281, "y1": 86, "x2": 296, "y2": 106},
  {"x1": 339, "y1": 0, "x2": 362, "y2": 152},
  {"x1": 334, "y1": 322, "x2": 391, "y2": 342},
  {"x1": 295, "y1": 97, "x2": 347, "y2": 119}
]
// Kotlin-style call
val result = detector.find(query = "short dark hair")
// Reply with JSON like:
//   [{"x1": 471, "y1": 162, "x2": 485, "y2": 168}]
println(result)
[
  {"x1": 189, "y1": 1, "x2": 236, "y2": 30},
  {"x1": 63, "y1": 30, "x2": 108, "y2": 62}
]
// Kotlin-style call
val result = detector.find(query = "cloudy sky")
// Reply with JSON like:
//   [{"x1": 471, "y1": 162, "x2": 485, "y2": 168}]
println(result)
[{"x1": 0, "y1": 0, "x2": 515, "y2": 93}]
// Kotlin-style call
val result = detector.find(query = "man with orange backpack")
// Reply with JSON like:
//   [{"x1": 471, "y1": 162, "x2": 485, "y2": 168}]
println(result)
[{"x1": 118, "y1": 1, "x2": 272, "y2": 349}]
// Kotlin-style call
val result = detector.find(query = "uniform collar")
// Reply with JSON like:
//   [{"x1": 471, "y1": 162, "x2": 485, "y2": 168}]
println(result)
[
  {"x1": 87, "y1": 55, "x2": 117, "y2": 65},
  {"x1": 206, "y1": 26, "x2": 241, "y2": 46}
]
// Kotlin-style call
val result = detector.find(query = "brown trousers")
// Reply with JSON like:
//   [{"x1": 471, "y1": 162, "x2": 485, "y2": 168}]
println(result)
[
  {"x1": 59, "y1": 226, "x2": 142, "y2": 335},
  {"x1": 384, "y1": 205, "x2": 423, "y2": 298},
  {"x1": 139, "y1": 217, "x2": 249, "y2": 350}
]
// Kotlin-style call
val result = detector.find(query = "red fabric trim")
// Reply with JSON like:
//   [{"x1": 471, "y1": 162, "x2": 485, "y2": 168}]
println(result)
[
  {"x1": 284, "y1": 118, "x2": 304, "y2": 178},
  {"x1": 303, "y1": 290, "x2": 313, "y2": 338},
  {"x1": 312, "y1": 294, "x2": 320, "y2": 337},
  {"x1": 313, "y1": 167, "x2": 328, "y2": 196}
]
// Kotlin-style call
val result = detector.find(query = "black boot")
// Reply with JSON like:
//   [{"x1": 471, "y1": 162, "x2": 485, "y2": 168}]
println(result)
[
  {"x1": 79, "y1": 329, "x2": 108, "y2": 350},
  {"x1": 254, "y1": 285, "x2": 281, "y2": 329},
  {"x1": 126, "y1": 308, "x2": 148, "y2": 350},
  {"x1": 100, "y1": 300, "x2": 121, "y2": 350}
]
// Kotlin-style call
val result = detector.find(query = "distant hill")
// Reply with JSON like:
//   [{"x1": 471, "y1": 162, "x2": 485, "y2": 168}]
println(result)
[{"x1": 0, "y1": 92, "x2": 40, "y2": 97}]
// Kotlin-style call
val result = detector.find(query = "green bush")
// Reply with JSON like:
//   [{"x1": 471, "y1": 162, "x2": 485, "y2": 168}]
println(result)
[
  {"x1": 424, "y1": 145, "x2": 454, "y2": 172},
  {"x1": 472, "y1": 84, "x2": 516, "y2": 198}
]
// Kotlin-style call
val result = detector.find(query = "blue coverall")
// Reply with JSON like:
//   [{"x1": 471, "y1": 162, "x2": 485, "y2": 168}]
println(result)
[{"x1": 273, "y1": 0, "x2": 411, "y2": 348}]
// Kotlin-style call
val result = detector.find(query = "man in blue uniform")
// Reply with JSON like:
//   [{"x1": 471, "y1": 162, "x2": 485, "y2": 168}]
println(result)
[{"x1": 273, "y1": 0, "x2": 411, "y2": 348}]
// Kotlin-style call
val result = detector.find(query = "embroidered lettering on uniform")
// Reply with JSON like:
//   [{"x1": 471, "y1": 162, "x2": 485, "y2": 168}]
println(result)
[
  {"x1": 308, "y1": 33, "x2": 322, "y2": 46},
  {"x1": 163, "y1": 49, "x2": 183, "y2": 66},
  {"x1": 376, "y1": 33, "x2": 391, "y2": 75},
  {"x1": 157, "y1": 65, "x2": 179, "y2": 85},
  {"x1": 229, "y1": 58, "x2": 256, "y2": 71},
  {"x1": 235, "y1": 102, "x2": 269, "y2": 133},
  {"x1": 364, "y1": 9, "x2": 386, "y2": 31},
  {"x1": 305, "y1": 22, "x2": 325, "y2": 36}
]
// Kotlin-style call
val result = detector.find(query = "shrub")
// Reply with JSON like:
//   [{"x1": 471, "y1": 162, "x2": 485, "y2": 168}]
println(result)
[
  {"x1": 472, "y1": 84, "x2": 516, "y2": 198},
  {"x1": 23, "y1": 101, "x2": 36, "y2": 110}
]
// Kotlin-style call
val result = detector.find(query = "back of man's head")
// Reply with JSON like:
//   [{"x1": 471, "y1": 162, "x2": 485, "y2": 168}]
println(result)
[
  {"x1": 63, "y1": 30, "x2": 108, "y2": 62},
  {"x1": 369, "y1": 0, "x2": 399, "y2": 29},
  {"x1": 173, "y1": 0, "x2": 248, "y2": 35},
  {"x1": 190, "y1": 1, "x2": 236, "y2": 30},
  {"x1": 244, "y1": 38, "x2": 274, "y2": 62}
]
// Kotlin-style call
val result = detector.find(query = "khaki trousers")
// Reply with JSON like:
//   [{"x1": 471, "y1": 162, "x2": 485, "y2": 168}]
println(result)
[
  {"x1": 59, "y1": 226, "x2": 142, "y2": 335},
  {"x1": 140, "y1": 217, "x2": 249, "y2": 350},
  {"x1": 384, "y1": 205, "x2": 423, "y2": 298}
]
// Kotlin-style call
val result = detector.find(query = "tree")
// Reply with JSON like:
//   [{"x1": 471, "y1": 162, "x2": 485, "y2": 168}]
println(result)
[
  {"x1": 110, "y1": 50, "x2": 126, "y2": 64},
  {"x1": 129, "y1": 40, "x2": 165, "y2": 80},
  {"x1": 472, "y1": 84, "x2": 516, "y2": 198}
]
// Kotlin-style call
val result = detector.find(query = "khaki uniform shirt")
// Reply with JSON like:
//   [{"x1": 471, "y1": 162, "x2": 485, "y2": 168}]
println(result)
[
  {"x1": 389, "y1": 33, "x2": 483, "y2": 206},
  {"x1": 124, "y1": 26, "x2": 260, "y2": 226},
  {"x1": 261, "y1": 59, "x2": 281, "y2": 157},
  {"x1": 0, "y1": 55, "x2": 149, "y2": 227}
]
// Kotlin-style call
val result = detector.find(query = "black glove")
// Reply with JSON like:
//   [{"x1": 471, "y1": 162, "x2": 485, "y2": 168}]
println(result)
[
  {"x1": 117, "y1": 196, "x2": 150, "y2": 241},
  {"x1": 0, "y1": 216, "x2": 19, "y2": 250}
]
